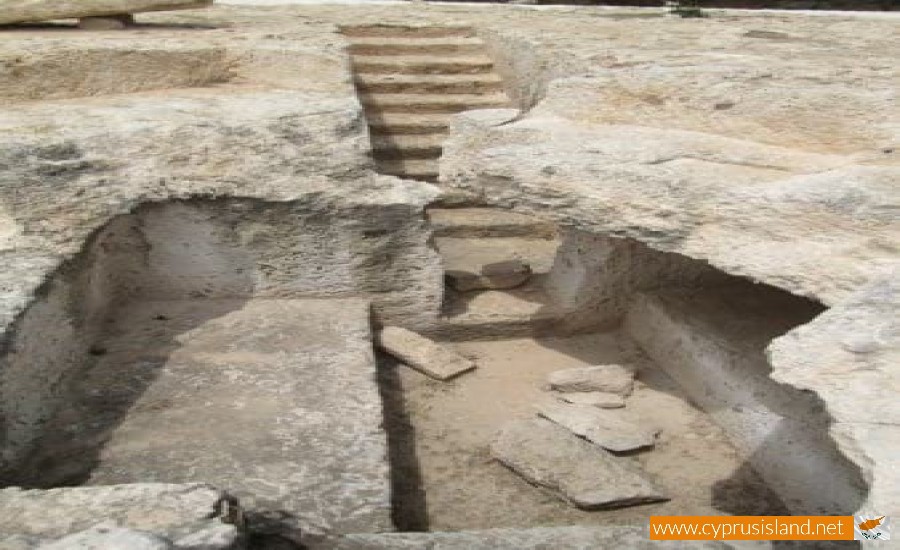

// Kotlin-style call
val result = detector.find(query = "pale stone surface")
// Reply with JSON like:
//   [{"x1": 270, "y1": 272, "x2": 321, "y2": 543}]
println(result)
[
  {"x1": 491, "y1": 418, "x2": 667, "y2": 510},
  {"x1": 558, "y1": 391, "x2": 625, "y2": 409},
  {"x1": 319, "y1": 525, "x2": 734, "y2": 549},
  {"x1": 173, "y1": 523, "x2": 242, "y2": 550},
  {"x1": 624, "y1": 286, "x2": 860, "y2": 514},
  {"x1": 445, "y1": 259, "x2": 532, "y2": 292},
  {"x1": 0, "y1": 484, "x2": 236, "y2": 542},
  {"x1": 0, "y1": 536, "x2": 44, "y2": 550},
  {"x1": 1, "y1": 520, "x2": 242, "y2": 549},
  {"x1": 538, "y1": 401, "x2": 657, "y2": 452},
  {"x1": 38, "y1": 523, "x2": 171, "y2": 550},
  {"x1": 378, "y1": 326, "x2": 476, "y2": 380},
  {"x1": 768, "y1": 270, "x2": 900, "y2": 519},
  {"x1": 0, "y1": 0, "x2": 213, "y2": 25},
  {"x1": 547, "y1": 364, "x2": 635, "y2": 396}
]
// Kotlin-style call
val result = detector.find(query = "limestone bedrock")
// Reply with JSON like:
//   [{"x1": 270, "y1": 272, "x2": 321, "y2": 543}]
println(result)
[
  {"x1": 0, "y1": 483, "x2": 239, "y2": 547},
  {"x1": 434, "y1": 7, "x2": 898, "y2": 520},
  {"x1": 0, "y1": 0, "x2": 213, "y2": 25},
  {"x1": 0, "y1": 0, "x2": 897, "y2": 537}
]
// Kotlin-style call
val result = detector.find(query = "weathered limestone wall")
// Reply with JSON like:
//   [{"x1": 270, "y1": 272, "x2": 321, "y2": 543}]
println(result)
[
  {"x1": 478, "y1": 29, "x2": 551, "y2": 111},
  {"x1": 625, "y1": 288, "x2": 864, "y2": 514},
  {"x1": 0, "y1": 43, "x2": 233, "y2": 104},
  {"x1": 0, "y1": 221, "x2": 143, "y2": 476},
  {"x1": 545, "y1": 229, "x2": 731, "y2": 330},
  {"x1": 128, "y1": 199, "x2": 443, "y2": 325}
]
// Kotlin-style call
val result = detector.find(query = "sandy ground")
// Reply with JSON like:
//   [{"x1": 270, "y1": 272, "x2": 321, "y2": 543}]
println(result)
[{"x1": 378, "y1": 331, "x2": 786, "y2": 532}]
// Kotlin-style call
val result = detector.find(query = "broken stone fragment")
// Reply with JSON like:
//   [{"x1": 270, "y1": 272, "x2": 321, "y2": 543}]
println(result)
[
  {"x1": 491, "y1": 418, "x2": 667, "y2": 510},
  {"x1": 538, "y1": 402, "x2": 657, "y2": 452},
  {"x1": 377, "y1": 326, "x2": 476, "y2": 381},
  {"x1": 445, "y1": 259, "x2": 532, "y2": 292},
  {"x1": 173, "y1": 522, "x2": 242, "y2": 549},
  {"x1": 0, "y1": 0, "x2": 213, "y2": 25},
  {"x1": 558, "y1": 391, "x2": 625, "y2": 409},
  {"x1": 547, "y1": 364, "x2": 635, "y2": 396}
]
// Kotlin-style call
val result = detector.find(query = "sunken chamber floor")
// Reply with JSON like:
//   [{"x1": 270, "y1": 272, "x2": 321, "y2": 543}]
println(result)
[{"x1": 18, "y1": 298, "x2": 393, "y2": 538}]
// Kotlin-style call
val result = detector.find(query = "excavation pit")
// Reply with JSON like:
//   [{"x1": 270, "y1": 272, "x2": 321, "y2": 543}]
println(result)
[
  {"x1": 0, "y1": 201, "x2": 868, "y2": 542},
  {"x1": 0, "y1": 5, "x2": 894, "y2": 547},
  {"x1": 380, "y1": 219, "x2": 866, "y2": 532}
]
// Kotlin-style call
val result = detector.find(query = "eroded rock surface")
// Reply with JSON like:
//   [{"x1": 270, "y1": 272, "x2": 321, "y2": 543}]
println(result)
[
  {"x1": 0, "y1": 483, "x2": 237, "y2": 546},
  {"x1": 319, "y1": 525, "x2": 733, "y2": 550},
  {"x1": 0, "y1": 0, "x2": 213, "y2": 25}
]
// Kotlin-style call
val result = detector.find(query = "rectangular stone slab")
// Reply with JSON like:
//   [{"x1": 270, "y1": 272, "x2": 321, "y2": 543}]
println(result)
[
  {"x1": 538, "y1": 401, "x2": 657, "y2": 452},
  {"x1": 22, "y1": 299, "x2": 392, "y2": 539},
  {"x1": 378, "y1": 325, "x2": 476, "y2": 380},
  {"x1": 0, "y1": 0, "x2": 213, "y2": 25},
  {"x1": 491, "y1": 418, "x2": 667, "y2": 510}
]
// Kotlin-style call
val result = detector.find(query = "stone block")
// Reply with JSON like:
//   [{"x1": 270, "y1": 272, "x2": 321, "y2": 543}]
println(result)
[
  {"x1": 378, "y1": 326, "x2": 476, "y2": 380},
  {"x1": 491, "y1": 418, "x2": 667, "y2": 510},
  {"x1": 547, "y1": 364, "x2": 635, "y2": 396},
  {"x1": 538, "y1": 402, "x2": 657, "y2": 452}
]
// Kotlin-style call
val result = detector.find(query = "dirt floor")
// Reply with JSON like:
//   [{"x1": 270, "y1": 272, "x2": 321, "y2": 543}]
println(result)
[{"x1": 378, "y1": 331, "x2": 788, "y2": 532}]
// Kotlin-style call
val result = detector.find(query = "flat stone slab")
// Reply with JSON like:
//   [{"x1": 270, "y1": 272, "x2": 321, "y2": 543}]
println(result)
[
  {"x1": 538, "y1": 402, "x2": 657, "y2": 452},
  {"x1": 558, "y1": 391, "x2": 625, "y2": 409},
  {"x1": 0, "y1": 0, "x2": 213, "y2": 25},
  {"x1": 22, "y1": 299, "x2": 392, "y2": 539},
  {"x1": 491, "y1": 418, "x2": 666, "y2": 510},
  {"x1": 547, "y1": 364, "x2": 635, "y2": 396},
  {"x1": 427, "y1": 207, "x2": 557, "y2": 239},
  {"x1": 378, "y1": 326, "x2": 476, "y2": 380}
]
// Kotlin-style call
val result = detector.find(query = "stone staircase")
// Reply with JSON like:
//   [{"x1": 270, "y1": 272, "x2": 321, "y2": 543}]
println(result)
[
  {"x1": 427, "y1": 208, "x2": 569, "y2": 340},
  {"x1": 343, "y1": 25, "x2": 511, "y2": 182}
]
